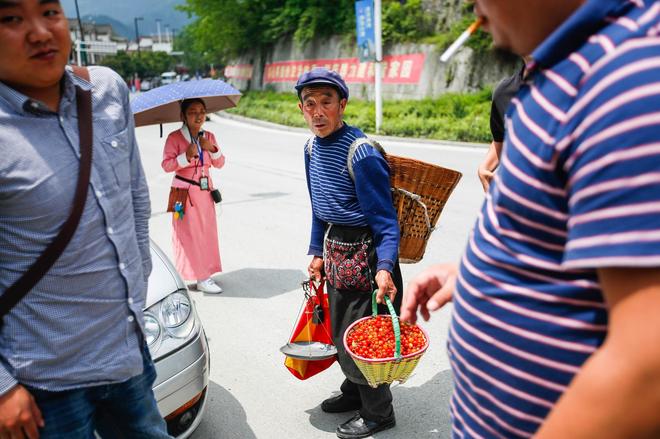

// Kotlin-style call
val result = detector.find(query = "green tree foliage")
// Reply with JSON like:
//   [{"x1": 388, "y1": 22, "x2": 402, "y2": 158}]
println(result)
[
  {"x1": 175, "y1": 0, "x2": 493, "y2": 73},
  {"x1": 174, "y1": 27, "x2": 207, "y2": 72},
  {"x1": 100, "y1": 51, "x2": 134, "y2": 79},
  {"x1": 429, "y1": 2, "x2": 492, "y2": 53},
  {"x1": 100, "y1": 51, "x2": 176, "y2": 80},
  {"x1": 382, "y1": 0, "x2": 436, "y2": 44},
  {"x1": 177, "y1": 0, "x2": 357, "y2": 59},
  {"x1": 177, "y1": 0, "x2": 438, "y2": 67}
]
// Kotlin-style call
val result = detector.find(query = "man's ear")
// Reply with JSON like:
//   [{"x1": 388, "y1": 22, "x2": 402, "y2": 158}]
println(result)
[
  {"x1": 298, "y1": 101, "x2": 304, "y2": 113},
  {"x1": 339, "y1": 98, "x2": 347, "y2": 114}
]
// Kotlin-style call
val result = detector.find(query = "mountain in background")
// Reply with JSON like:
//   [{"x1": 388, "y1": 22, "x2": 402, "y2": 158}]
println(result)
[
  {"x1": 61, "y1": 0, "x2": 192, "y2": 39},
  {"x1": 79, "y1": 14, "x2": 134, "y2": 39}
]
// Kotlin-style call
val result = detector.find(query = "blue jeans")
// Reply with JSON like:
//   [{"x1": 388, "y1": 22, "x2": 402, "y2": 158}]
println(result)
[{"x1": 26, "y1": 345, "x2": 171, "y2": 439}]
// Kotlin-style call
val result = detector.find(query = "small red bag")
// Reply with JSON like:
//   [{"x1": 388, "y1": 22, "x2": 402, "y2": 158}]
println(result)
[{"x1": 281, "y1": 279, "x2": 336, "y2": 380}]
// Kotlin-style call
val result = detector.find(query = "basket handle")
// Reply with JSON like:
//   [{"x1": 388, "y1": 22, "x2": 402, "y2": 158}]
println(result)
[{"x1": 371, "y1": 290, "x2": 401, "y2": 360}]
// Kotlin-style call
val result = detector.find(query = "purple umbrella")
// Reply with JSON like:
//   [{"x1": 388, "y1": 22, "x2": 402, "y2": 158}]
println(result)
[{"x1": 131, "y1": 78, "x2": 242, "y2": 127}]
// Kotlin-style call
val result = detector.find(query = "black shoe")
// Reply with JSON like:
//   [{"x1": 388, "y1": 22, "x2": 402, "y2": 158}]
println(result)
[
  {"x1": 321, "y1": 394, "x2": 362, "y2": 413},
  {"x1": 336, "y1": 413, "x2": 396, "y2": 438}
]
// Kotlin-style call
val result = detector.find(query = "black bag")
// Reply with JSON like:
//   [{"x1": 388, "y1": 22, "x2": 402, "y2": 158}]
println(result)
[
  {"x1": 175, "y1": 175, "x2": 221, "y2": 203},
  {"x1": 211, "y1": 189, "x2": 222, "y2": 203}
]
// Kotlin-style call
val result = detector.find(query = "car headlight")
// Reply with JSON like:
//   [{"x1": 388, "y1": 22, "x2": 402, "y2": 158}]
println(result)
[
  {"x1": 143, "y1": 312, "x2": 161, "y2": 347},
  {"x1": 144, "y1": 290, "x2": 196, "y2": 359},
  {"x1": 160, "y1": 291, "x2": 191, "y2": 328}
]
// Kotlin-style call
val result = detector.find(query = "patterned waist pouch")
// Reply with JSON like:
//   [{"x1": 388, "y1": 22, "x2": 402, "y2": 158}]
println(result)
[{"x1": 323, "y1": 224, "x2": 377, "y2": 292}]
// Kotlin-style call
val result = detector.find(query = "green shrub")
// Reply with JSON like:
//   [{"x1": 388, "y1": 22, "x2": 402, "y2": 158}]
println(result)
[{"x1": 227, "y1": 89, "x2": 491, "y2": 144}]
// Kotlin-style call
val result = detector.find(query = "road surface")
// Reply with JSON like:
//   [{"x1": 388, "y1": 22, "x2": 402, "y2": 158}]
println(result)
[{"x1": 135, "y1": 116, "x2": 486, "y2": 439}]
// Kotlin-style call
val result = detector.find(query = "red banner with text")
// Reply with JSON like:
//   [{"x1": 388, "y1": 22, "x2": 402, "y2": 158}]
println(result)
[
  {"x1": 264, "y1": 53, "x2": 425, "y2": 84},
  {"x1": 224, "y1": 64, "x2": 254, "y2": 80}
]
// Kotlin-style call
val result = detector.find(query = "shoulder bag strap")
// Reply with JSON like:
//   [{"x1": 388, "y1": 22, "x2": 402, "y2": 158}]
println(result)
[
  {"x1": 305, "y1": 136, "x2": 315, "y2": 156},
  {"x1": 346, "y1": 137, "x2": 387, "y2": 181},
  {"x1": 0, "y1": 67, "x2": 93, "y2": 322}
]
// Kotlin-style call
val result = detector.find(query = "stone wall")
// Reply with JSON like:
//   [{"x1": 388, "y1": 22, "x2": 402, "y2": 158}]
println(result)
[{"x1": 225, "y1": 0, "x2": 519, "y2": 99}]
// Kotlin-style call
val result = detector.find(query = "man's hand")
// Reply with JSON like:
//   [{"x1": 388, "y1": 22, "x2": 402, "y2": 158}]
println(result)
[
  {"x1": 477, "y1": 140, "x2": 502, "y2": 192},
  {"x1": 185, "y1": 142, "x2": 198, "y2": 162},
  {"x1": 0, "y1": 385, "x2": 44, "y2": 439},
  {"x1": 477, "y1": 165, "x2": 495, "y2": 192},
  {"x1": 308, "y1": 256, "x2": 324, "y2": 281},
  {"x1": 400, "y1": 263, "x2": 458, "y2": 324},
  {"x1": 375, "y1": 270, "x2": 396, "y2": 304},
  {"x1": 199, "y1": 136, "x2": 218, "y2": 153}
]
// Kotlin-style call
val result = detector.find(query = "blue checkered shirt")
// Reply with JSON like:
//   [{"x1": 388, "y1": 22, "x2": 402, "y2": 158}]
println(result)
[{"x1": 0, "y1": 66, "x2": 152, "y2": 395}]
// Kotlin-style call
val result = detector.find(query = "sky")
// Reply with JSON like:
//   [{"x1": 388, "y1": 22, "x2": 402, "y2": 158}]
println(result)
[{"x1": 61, "y1": 0, "x2": 192, "y2": 37}]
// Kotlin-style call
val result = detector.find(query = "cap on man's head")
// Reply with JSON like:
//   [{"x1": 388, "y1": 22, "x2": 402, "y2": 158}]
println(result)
[{"x1": 295, "y1": 67, "x2": 349, "y2": 101}]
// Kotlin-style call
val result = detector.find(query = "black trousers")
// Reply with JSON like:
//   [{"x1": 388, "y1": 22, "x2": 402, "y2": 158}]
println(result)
[{"x1": 324, "y1": 224, "x2": 403, "y2": 422}]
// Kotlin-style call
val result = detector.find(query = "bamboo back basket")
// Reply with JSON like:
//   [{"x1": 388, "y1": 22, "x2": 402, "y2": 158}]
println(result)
[{"x1": 386, "y1": 154, "x2": 462, "y2": 263}]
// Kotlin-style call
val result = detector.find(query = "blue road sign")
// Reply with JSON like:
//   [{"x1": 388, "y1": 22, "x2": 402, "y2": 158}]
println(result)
[{"x1": 355, "y1": 0, "x2": 376, "y2": 62}]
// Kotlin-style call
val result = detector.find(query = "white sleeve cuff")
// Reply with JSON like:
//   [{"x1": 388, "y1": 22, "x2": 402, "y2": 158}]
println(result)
[
  {"x1": 176, "y1": 153, "x2": 189, "y2": 168},
  {"x1": 210, "y1": 148, "x2": 223, "y2": 160}
]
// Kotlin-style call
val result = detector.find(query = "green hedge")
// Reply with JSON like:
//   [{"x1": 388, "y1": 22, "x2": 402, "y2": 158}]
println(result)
[{"x1": 227, "y1": 90, "x2": 492, "y2": 143}]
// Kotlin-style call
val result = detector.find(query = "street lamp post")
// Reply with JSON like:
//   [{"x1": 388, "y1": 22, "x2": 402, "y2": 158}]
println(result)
[
  {"x1": 134, "y1": 16, "x2": 144, "y2": 54},
  {"x1": 74, "y1": 0, "x2": 86, "y2": 65},
  {"x1": 374, "y1": 0, "x2": 383, "y2": 134},
  {"x1": 156, "y1": 18, "x2": 162, "y2": 44}
]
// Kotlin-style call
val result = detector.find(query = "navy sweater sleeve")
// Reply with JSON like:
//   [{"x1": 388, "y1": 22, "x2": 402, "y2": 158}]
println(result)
[
  {"x1": 352, "y1": 152, "x2": 399, "y2": 272},
  {"x1": 304, "y1": 146, "x2": 326, "y2": 256}
]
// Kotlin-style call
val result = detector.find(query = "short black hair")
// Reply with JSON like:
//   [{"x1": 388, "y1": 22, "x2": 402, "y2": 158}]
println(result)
[{"x1": 180, "y1": 98, "x2": 206, "y2": 114}]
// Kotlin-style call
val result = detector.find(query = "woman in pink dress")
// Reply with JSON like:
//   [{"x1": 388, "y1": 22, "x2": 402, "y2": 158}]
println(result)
[{"x1": 161, "y1": 98, "x2": 226, "y2": 293}]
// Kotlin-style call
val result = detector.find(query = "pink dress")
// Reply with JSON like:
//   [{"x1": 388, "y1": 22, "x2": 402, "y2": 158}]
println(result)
[{"x1": 161, "y1": 128, "x2": 226, "y2": 280}]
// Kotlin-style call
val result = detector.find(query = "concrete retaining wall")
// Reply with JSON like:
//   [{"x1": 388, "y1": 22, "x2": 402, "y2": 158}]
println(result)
[{"x1": 225, "y1": 36, "x2": 518, "y2": 100}]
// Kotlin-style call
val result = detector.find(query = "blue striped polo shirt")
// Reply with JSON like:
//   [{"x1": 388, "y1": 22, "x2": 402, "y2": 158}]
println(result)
[
  {"x1": 304, "y1": 123, "x2": 399, "y2": 272},
  {"x1": 450, "y1": 0, "x2": 660, "y2": 437}
]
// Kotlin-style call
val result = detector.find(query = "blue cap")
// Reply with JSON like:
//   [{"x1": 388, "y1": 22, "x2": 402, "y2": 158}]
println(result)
[{"x1": 295, "y1": 67, "x2": 349, "y2": 100}]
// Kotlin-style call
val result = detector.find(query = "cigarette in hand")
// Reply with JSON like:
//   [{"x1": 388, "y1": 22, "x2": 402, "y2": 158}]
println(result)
[{"x1": 440, "y1": 18, "x2": 483, "y2": 63}]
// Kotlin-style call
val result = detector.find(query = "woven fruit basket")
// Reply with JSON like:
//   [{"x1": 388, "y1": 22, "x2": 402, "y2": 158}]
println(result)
[{"x1": 343, "y1": 291, "x2": 429, "y2": 388}]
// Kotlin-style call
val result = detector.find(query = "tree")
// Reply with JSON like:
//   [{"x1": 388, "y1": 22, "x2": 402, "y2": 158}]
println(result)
[{"x1": 100, "y1": 51, "x2": 176, "y2": 80}]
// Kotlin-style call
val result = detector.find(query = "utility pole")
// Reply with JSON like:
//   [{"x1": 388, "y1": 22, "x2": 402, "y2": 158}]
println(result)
[
  {"x1": 74, "y1": 0, "x2": 86, "y2": 65},
  {"x1": 134, "y1": 16, "x2": 143, "y2": 54},
  {"x1": 156, "y1": 18, "x2": 162, "y2": 44},
  {"x1": 374, "y1": 0, "x2": 383, "y2": 133}
]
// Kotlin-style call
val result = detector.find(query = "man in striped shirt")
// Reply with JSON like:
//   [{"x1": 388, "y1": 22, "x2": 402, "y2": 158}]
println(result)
[
  {"x1": 297, "y1": 68, "x2": 402, "y2": 438},
  {"x1": 402, "y1": 0, "x2": 660, "y2": 437}
]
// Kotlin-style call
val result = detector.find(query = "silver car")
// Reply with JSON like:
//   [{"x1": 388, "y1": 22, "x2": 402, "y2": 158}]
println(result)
[{"x1": 145, "y1": 241, "x2": 209, "y2": 438}]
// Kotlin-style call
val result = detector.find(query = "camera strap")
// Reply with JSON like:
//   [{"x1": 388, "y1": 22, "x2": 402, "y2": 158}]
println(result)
[
  {"x1": 0, "y1": 66, "x2": 93, "y2": 323},
  {"x1": 175, "y1": 175, "x2": 201, "y2": 187}
]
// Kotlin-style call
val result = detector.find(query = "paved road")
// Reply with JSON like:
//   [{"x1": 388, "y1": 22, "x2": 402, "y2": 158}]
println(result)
[{"x1": 135, "y1": 117, "x2": 486, "y2": 439}]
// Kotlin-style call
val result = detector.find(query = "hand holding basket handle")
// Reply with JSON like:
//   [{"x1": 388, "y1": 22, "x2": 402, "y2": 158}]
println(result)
[
  {"x1": 375, "y1": 269, "x2": 397, "y2": 305},
  {"x1": 344, "y1": 291, "x2": 429, "y2": 387}
]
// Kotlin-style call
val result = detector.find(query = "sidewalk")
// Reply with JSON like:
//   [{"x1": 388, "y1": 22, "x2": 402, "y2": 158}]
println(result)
[{"x1": 211, "y1": 111, "x2": 489, "y2": 150}]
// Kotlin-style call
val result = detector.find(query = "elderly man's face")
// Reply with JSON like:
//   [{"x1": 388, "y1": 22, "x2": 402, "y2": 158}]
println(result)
[
  {"x1": 473, "y1": 0, "x2": 586, "y2": 55},
  {"x1": 298, "y1": 86, "x2": 347, "y2": 138},
  {"x1": 0, "y1": 0, "x2": 70, "y2": 95}
]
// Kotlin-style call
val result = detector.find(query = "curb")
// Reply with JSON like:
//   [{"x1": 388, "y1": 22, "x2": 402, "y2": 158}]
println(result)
[{"x1": 210, "y1": 112, "x2": 488, "y2": 149}]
